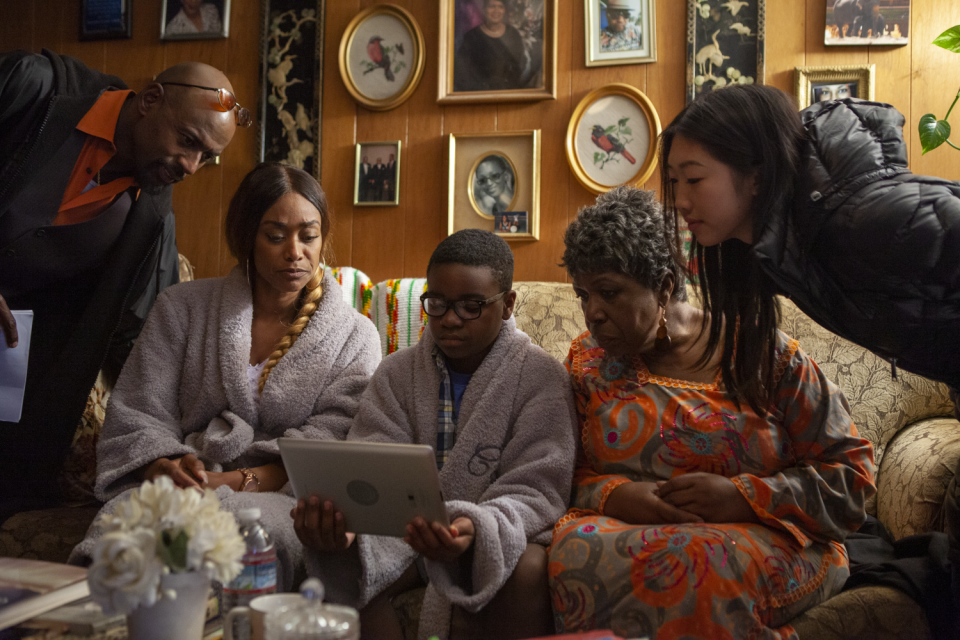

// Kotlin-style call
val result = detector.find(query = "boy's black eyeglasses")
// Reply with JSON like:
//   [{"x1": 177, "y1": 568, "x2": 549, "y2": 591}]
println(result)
[
  {"x1": 420, "y1": 292, "x2": 507, "y2": 320},
  {"x1": 161, "y1": 82, "x2": 252, "y2": 127}
]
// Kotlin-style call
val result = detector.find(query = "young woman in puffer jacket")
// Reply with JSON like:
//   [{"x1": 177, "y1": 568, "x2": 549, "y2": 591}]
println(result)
[{"x1": 658, "y1": 84, "x2": 959, "y2": 638}]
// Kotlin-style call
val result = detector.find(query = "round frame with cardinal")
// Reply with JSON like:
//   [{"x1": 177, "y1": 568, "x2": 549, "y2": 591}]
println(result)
[
  {"x1": 565, "y1": 83, "x2": 661, "y2": 194},
  {"x1": 339, "y1": 4, "x2": 426, "y2": 111}
]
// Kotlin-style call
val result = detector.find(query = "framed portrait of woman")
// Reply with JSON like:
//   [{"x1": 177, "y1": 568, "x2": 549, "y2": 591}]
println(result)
[
  {"x1": 438, "y1": 0, "x2": 557, "y2": 104},
  {"x1": 585, "y1": 0, "x2": 656, "y2": 67},
  {"x1": 794, "y1": 64, "x2": 875, "y2": 109},
  {"x1": 160, "y1": 0, "x2": 230, "y2": 40},
  {"x1": 448, "y1": 131, "x2": 541, "y2": 241},
  {"x1": 565, "y1": 83, "x2": 661, "y2": 194}
]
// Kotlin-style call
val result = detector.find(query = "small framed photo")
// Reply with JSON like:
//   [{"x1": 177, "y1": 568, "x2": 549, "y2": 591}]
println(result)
[
  {"x1": 439, "y1": 0, "x2": 557, "y2": 105},
  {"x1": 354, "y1": 142, "x2": 401, "y2": 206},
  {"x1": 686, "y1": 0, "x2": 765, "y2": 103},
  {"x1": 160, "y1": 0, "x2": 230, "y2": 40},
  {"x1": 795, "y1": 64, "x2": 875, "y2": 109},
  {"x1": 495, "y1": 212, "x2": 528, "y2": 235},
  {"x1": 448, "y1": 131, "x2": 541, "y2": 241},
  {"x1": 565, "y1": 83, "x2": 661, "y2": 195},
  {"x1": 80, "y1": 0, "x2": 132, "y2": 41},
  {"x1": 338, "y1": 5, "x2": 426, "y2": 112},
  {"x1": 585, "y1": 0, "x2": 656, "y2": 67},
  {"x1": 825, "y1": 0, "x2": 908, "y2": 46}
]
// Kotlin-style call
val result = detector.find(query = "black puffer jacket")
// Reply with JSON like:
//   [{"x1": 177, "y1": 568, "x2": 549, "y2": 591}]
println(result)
[{"x1": 753, "y1": 99, "x2": 960, "y2": 389}]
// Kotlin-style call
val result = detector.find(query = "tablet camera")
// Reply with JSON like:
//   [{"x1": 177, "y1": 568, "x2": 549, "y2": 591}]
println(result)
[{"x1": 346, "y1": 479, "x2": 379, "y2": 506}]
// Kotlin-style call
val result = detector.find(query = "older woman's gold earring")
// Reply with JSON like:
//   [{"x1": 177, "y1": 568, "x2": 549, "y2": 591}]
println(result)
[{"x1": 655, "y1": 306, "x2": 671, "y2": 352}]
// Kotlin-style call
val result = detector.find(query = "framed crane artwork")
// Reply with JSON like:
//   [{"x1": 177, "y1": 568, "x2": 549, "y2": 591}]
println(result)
[
  {"x1": 686, "y1": 0, "x2": 765, "y2": 103},
  {"x1": 258, "y1": 0, "x2": 326, "y2": 179},
  {"x1": 565, "y1": 83, "x2": 661, "y2": 195},
  {"x1": 338, "y1": 5, "x2": 426, "y2": 111}
]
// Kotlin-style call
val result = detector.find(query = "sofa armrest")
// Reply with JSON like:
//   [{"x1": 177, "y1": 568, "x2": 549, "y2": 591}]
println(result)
[{"x1": 876, "y1": 417, "x2": 960, "y2": 540}]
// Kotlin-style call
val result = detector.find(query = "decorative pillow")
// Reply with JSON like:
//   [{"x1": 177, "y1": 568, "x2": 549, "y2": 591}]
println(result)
[
  {"x1": 512, "y1": 282, "x2": 586, "y2": 363},
  {"x1": 366, "y1": 278, "x2": 428, "y2": 357},
  {"x1": 327, "y1": 266, "x2": 374, "y2": 314}
]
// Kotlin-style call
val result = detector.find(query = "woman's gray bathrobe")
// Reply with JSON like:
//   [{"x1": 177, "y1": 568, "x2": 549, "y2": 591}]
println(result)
[
  {"x1": 307, "y1": 317, "x2": 577, "y2": 640},
  {"x1": 70, "y1": 268, "x2": 381, "y2": 590}
]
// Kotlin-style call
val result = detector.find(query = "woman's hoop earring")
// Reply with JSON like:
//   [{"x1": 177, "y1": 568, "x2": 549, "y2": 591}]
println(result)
[{"x1": 655, "y1": 305, "x2": 671, "y2": 352}]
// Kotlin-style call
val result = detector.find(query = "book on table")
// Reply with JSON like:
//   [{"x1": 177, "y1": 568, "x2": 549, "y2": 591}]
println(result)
[{"x1": 0, "y1": 558, "x2": 89, "y2": 630}]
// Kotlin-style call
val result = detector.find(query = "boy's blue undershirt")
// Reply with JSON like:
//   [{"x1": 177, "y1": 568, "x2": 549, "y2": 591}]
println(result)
[{"x1": 449, "y1": 369, "x2": 472, "y2": 417}]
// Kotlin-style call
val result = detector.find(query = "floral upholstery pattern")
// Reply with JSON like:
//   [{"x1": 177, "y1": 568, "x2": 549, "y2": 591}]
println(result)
[
  {"x1": 513, "y1": 282, "x2": 585, "y2": 362},
  {"x1": 0, "y1": 506, "x2": 101, "y2": 563},
  {"x1": 777, "y1": 296, "x2": 955, "y2": 468},
  {"x1": 789, "y1": 586, "x2": 930, "y2": 640},
  {"x1": 876, "y1": 418, "x2": 960, "y2": 540}
]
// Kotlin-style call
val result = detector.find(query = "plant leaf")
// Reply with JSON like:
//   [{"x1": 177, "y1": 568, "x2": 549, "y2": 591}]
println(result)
[
  {"x1": 919, "y1": 113, "x2": 951, "y2": 154},
  {"x1": 621, "y1": 126, "x2": 632, "y2": 135},
  {"x1": 618, "y1": 117, "x2": 629, "y2": 127},
  {"x1": 604, "y1": 125, "x2": 617, "y2": 134},
  {"x1": 932, "y1": 26, "x2": 960, "y2": 53},
  {"x1": 158, "y1": 530, "x2": 190, "y2": 572}
]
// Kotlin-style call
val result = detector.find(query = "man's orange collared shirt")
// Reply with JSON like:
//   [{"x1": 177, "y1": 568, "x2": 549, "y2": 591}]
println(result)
[{"x1": 55, "y1": 89, "x2": 137, "y2": 226}]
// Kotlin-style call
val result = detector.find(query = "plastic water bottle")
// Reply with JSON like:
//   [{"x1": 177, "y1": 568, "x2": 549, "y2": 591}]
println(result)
[{"x1": 223, "y1": 507, "x2": 278, "y2": 611}]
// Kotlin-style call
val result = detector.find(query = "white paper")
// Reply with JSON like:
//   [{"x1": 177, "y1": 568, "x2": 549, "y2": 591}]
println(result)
[{"x1": 0, "y1": 310, "x2": 33, "y2": 423}]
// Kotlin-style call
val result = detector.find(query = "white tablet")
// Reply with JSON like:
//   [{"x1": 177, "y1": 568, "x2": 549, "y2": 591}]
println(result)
[{"x1": 278, "y1": 438, "x2": 449, "y2": 538}]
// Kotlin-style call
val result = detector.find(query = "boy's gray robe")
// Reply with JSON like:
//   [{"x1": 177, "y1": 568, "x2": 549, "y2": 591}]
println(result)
[
  {"x1": 70, "y1": 268, "x2": 381, "y2": 589},
  {"x1": 308, "y1": 317, "x2": 577, "y2": 639}
]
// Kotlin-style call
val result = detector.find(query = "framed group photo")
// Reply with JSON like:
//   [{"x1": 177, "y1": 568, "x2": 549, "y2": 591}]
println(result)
[
  {"x1": 686, "y1": 0, "x2": 765, "y2": 103},
  {"x1": 160, "y1": 0, "x2": 230, "y2": 40},
  {"x1": 448, "y1": 131, "x2": 541, "y2": 241},
  {"x1": 795, "y1": 64, "x2": 875, "y2": 109},
  {"x1": 566, "y1": 83, "x2": 661, "y2": 194},
  {"x1": 438, "y1": 0, "x2": 557, "y2": 104},
  {"x1": 825, "y1": 0, "x2": 909, "y2": 46},
  {"x1": 338, "y1": 5, "x2": 426, "y2": 111},
  {"x1": 585, "y1": 0, "x2": 657, "y2": 67},
  {"x1": 354, "y1": 141, "x2": 401, "y2": 207}
]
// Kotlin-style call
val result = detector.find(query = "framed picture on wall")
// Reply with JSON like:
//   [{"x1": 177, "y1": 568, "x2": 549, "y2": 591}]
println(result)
[
  {"x1": 258, "y1": 0, "x2": 326, "y2": 180},
  {"x1": 795, "y1": 64, "x2": 875, "y2": 109},
  {"x1": 354, "y1": 141, "x2": 401, "y2": 206},
  {"x1": 584, "y1": 0, "x2": 656, "y2": 67},
  {"x1": 686, "y1": 0, "x2": 765, "y2": 103},
  {"x1": 825, "y1": 0, "x2": 908, "y2": 46},
  {"x1": 438, "y1": 0, "x2": 557, "y2": 104},
  {"x1": 160, "y1": 0, "x2": 231, "y2": 39},
  {"x1": 448, "y1": 131, "x2": 541, "y2": 241},
  {"x1": 80, "y1": 0, "x2": 132, "y2": 41},
  {"x1": 339, "y1": 5, "x2": 426, "y2": 112},
  {"x1": 565, "y1": 83, "x2": 661, "y2": 194}
]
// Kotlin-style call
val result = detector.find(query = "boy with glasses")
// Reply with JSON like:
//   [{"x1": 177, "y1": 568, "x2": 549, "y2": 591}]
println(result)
[{"x1": 294, "y1": 229, "x2": 576, "y2": 640}]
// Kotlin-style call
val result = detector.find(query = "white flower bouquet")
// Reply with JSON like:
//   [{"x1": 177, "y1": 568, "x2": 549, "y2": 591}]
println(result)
[{"x1": 88, "y1": 476, "x2": 245, "y2": 615}]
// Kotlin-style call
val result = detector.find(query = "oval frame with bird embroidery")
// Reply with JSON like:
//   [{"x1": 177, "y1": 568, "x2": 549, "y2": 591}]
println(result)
[
  {"x1": 565, "y1": 83, "x2": 661, "y2": 194},
  {"x1": 338, "y1": 4, "x2": 426, "y2": 111}
]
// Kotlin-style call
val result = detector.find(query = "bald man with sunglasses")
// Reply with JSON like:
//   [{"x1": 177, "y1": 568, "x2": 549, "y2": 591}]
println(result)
[{"x1": 0, "y1": 49, "x2": 249, "y2": 520}]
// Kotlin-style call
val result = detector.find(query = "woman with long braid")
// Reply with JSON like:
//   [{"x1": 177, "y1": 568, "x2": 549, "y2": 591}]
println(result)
[{"x1": 70, "y1": 163, "x2": 382, "y2": 590}]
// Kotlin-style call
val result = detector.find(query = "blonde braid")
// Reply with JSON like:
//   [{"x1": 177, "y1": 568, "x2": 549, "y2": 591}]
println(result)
[{"x1": 258, "y1": 267, "x2": 324, "y2": 394}]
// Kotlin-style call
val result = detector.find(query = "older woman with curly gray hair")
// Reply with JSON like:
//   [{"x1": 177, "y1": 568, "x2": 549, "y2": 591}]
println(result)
[{"x1": 549, "y1": 186, "x2": 875, "y2": 638}]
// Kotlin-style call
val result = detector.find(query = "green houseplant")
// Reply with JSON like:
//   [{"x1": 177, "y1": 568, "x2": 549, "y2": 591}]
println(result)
[{"x1": 920, "y1": 26, "x2": 960, "y2": 154}]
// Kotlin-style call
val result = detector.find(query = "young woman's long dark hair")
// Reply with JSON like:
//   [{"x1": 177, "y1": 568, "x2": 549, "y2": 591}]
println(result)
[{"x1": 660, "y1": 85, "x2": 806, "y2": 413}]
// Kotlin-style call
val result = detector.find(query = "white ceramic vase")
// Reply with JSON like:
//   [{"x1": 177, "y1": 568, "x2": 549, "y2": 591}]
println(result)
[{"x1": 127, "y1": 571, "x2": 211, "y2": 640}]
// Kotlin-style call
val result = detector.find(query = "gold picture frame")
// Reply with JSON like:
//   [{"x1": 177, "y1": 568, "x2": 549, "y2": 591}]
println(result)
[
  {"x1": 448, "y1": 131, "x2": 541, "y2": 241},
  {"x1": 338, "y1": 5, "x2": 426, "y2": 112},
  {"x1": 585, "y1": 0, "x2": 657, "y2": 67},
  {"x1": 795, "y1": 64, "x2": 875, "y2": 109},
  {"x1": 438, "y1": 0, "x2": 557, "y2": 105},
  {"x1": 354, "y1": 141, "x2": 401, "y2": 206},
  {"x1": 565, "y1": 83, "x2": 661, "y2": 194}
]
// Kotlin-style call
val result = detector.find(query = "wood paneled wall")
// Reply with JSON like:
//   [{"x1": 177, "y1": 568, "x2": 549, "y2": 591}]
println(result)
[{"x1": 4, "y1": 1, "x2": 959, "y2": 282}]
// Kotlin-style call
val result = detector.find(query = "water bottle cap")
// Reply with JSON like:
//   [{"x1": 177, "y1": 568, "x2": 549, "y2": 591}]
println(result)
[
  {"x1": 238, "y1": 507, "x2": 261, "y2": 522},
  {"x1": 299, "y1": 578, "x2": 325, "y2": 603}
]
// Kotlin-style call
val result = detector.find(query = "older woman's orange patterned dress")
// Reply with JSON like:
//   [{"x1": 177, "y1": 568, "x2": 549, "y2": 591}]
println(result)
[{"x1": 548, "y1": 331, "x2": 876, "y2": 640}]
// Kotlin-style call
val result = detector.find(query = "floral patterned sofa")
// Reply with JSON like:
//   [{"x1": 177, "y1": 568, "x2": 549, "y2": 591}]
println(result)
[{"x1": 1, "y1": 267, "x2": 955, "y2": 640}]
